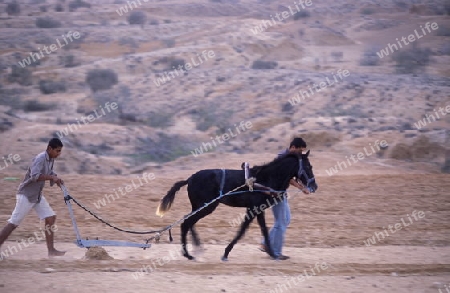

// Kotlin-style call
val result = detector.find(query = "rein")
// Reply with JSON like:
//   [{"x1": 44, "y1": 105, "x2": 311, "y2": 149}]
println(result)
[{"x1": 298, "y1": 159, "x2": 315, "y2": 192}]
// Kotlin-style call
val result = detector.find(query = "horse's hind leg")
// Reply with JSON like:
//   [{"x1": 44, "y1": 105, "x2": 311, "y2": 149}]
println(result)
[
  {"x1": 256, "y1": 211, "x2": 276, "y2": 259},
  {"x1": 181, "y1": 203, "x2": 219, "y2": 260},
  {"x1": 181, "y1": 220, "x2": 194, "y2": 260},
  {"x1": 190, "y1": 226, "x2": 201, "y2": 247},
  {"x1": 222, "y1": 208, "x2": 255, "y2": 261}
]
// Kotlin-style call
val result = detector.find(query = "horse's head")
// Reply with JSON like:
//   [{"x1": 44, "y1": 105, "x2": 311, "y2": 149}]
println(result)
[
  {"x1": 298, "y1": 150, "x2": 318, "y2": 193},
  {"x1": 251, "y1": 153, "x2": 302, "y2": 192}
]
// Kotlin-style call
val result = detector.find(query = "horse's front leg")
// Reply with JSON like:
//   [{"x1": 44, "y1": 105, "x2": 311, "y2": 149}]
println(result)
[
  {"x1": 222, "y1": 208, "x2": 254, "y2": 261},
  {"x1": 256, "y1": 211, "x2": 276, "y2": 259}
]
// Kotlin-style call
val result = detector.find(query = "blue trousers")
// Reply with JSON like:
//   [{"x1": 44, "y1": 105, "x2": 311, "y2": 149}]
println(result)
[{"x1": 262, "y1": 197, "x2": 291, "y2": 257}]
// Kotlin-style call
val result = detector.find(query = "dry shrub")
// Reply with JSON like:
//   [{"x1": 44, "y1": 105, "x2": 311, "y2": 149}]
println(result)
[
  {"x1": 390, "y1": 136, "x2": 446, "y2": 161},
  {"x1": 389, "y1": 143, "x2": 412, "y2": 160},
  {"x1": 298, "y1": 132, "x2": 341, "y2": 148},
  {"x1": 409, "y1": 4, "x2": 428, "y2": 15},
  {"x1": 442, "y1": 150, "x2": 450, "y2": 173}
]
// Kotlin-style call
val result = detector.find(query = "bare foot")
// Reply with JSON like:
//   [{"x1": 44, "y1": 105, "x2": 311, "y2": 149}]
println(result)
[{"x1": 48, "y1": 249, "x2": 66, "y2": 257}]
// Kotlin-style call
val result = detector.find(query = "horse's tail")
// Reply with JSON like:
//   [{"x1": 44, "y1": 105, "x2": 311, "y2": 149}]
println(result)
[{"x1": 156, "y1": 179, "x2": 189, "y2": 217}]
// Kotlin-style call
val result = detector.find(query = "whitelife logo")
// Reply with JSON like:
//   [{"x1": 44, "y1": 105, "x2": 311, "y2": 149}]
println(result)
[
  {"x1": 93, "y1": 172, "x2": 155, "y2": 209},
  {"x1": 55, "y1": 101, "x2": 118, "y2": 139},
  {"x1": 18, "y1": 31, "x2": 81, "y2": 68},
  {"x1": 325, "y1": 140, "x2": 388, "y2": 176},
  {"x1": 363, "y1": 210, "x2": 425, "y2": 246},
  {"x1": 250, "y1": 0, "x2": 313, "y2": 35},
  {"x1": 413, "y1": 104, "x2": 450, "y2": 130},
  {"x1": 153, "y1": 50, "x2": 215, "y2": 87},
  {"x1": 288, "y1": 69, "x2": 350, "y2": 106},
  {"x1": 116, "y1": 0, "x2": 148, "y2": 16},
  {"x1": 376, "y1": 22, "x2": 439, "y2": 59},
  {"x1": 0, "y1": 225, "x2": 58, "y2": 260},
  {"x1": 0, "y1": 154, "x2": 21, "y2": 171},
  {"x1": 190, "y1": 120, "x2": 253, "y2": 157}
]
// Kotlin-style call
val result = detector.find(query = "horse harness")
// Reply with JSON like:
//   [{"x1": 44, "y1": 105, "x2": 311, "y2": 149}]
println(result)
[{"x1": 235, "y1": 158, "x2": 315, "y2": 195}]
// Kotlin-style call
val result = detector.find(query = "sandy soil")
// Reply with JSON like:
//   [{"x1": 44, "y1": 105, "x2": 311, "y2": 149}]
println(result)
[
  {"x1": 0, "y1": 0, "x2": 449, "y2": 292},
  {"x1": 1, "y1": 168, "x2": 449, "y2": 293}
]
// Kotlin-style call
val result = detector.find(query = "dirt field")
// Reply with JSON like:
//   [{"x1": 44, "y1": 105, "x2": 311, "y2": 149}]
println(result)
[
  {"x1": 1, "y1": 167, "x2": 449, "y2": 293},
  {"x1": 0, "y1": 1, "x2": 449, "y2": 292}
]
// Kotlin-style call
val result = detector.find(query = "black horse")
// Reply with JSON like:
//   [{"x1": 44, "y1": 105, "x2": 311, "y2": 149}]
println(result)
[{"x1": 156, "y1": 151, "x2": 317, "y2": 261}]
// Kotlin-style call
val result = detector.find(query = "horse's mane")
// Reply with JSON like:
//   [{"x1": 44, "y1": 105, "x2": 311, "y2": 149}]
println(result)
[{"x1": 251, "y1": 152, "x2": 301, "y2": 175}]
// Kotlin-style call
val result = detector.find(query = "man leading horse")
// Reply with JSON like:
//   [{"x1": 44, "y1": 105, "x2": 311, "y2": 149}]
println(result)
[{"x1": 156, "y1": 139, "x2": 317, "y2": 261}]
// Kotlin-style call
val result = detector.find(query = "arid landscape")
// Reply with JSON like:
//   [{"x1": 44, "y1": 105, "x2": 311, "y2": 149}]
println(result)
[{"x1": 0, "y1": 0, "x2": 449, "y2": 292}]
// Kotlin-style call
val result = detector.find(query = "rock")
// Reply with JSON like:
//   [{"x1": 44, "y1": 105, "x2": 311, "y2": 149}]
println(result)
[{"x1": 42, "y1": 268, "x2": 55, "y2": 273}]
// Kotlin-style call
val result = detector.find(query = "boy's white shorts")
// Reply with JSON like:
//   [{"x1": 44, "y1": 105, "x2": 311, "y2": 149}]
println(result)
[{"x1": 8, "y1": 194, "x2": 55, "y2": 226}]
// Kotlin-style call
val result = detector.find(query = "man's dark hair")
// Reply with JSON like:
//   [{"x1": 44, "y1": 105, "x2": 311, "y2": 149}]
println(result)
[
  {"x1": 48, "y1": 138, "x2": 63, "y2": 149},
  {"x1": 290, "y1": 137, "x2": 307, "y2": 148}
]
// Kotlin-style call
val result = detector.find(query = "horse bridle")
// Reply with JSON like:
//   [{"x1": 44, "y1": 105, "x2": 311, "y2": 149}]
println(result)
[
  {"x1": 243, "y1": 156, "x2": 315, "y2": 194},
  {"x1": 298, "y1": 159, "x2": 315, "y2": 192}
]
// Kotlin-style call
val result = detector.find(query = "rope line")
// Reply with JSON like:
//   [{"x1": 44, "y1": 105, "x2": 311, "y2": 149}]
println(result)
[{"x1": 61, "y1": 181, "x2": 288, "y2": 244}]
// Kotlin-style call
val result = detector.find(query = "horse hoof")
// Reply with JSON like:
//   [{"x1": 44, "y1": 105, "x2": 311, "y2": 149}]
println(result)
[
  {"x1": 184, "y1": 254, "x2": 195, "y2": 260},
  {"x1": 221, "y1": 256, "x2": 228, "y2": 262}
]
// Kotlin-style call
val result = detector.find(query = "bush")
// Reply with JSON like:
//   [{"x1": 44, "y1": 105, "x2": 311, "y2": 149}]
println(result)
[
  {"x1": 86, "y1": 69, "x2": 119, "y2": 92},
  {"x1": 60, "y1": 55, "x2": 80, "y2": 67},
  {"x1": 22, "y1": 100, "x2": 55, "y2": 112},
  {"x1": 0, "y1": 88, "x2": 27, "y2": 109},
  {"x1": 55, "y1": 3, "x2": 64, "y2": 12},
  {"x1": 68, "y1": 0, "x2": 91, "y2": 11},
  {"x1": 251, "y1": 60, "x2": 278, "y2": 69},
  {"x1": 360, "y1": 7, "x2": 375, "y2": 15},
  {"x1": 330, "y1": 51, "x2": 343, "y2": 62},
  {"x1": 440, "y1": 43, "x2": 450, "y2": 56},
  {"x1": 392, "y1": 45, "x2": 432, "y2": 74},
  {"x1": 119, "y1": 37, "x2": 139, "y2": 48},
  {"x1": 281, "y1": 102, "x2": 294, "y2": 112},
  {"x1": 293, "y1": 10, "x2": 310, "y2": 20},
  {"x1": 0, "y1": 118, "x2": 14, "y2": 133},
  {"x1": 163, "y1": 39, "x2": 175, "y2": 48},
  {"x1": 36, "y1": 17, "x2": 61, "y2": 28},
  {"x1": 132, "y1": 133, "x2": 193, "y2": 163},
  {"x1": 149, "y1": 19, "x2": 159, "y2": 25},
  {"x1": 360, "y1": 47, "x2": 381, "y2": 66},
  {"x1": 146, "y1": 111, "x2": 174, "y2": 128},
  {"x1": 441, "y1": 157, "x2": 450, "y2": 174},
  {"x1": 39, "y1": 80, "x2": 66, "y2": 94},
  {"x1": 170, "y1": 58, "x2": 186, "y2": 69},
  {"x1": 436, "y1": 26, "x2": 450, "y2": 37},
  {"x1": 393, "y1": 1, "x2": 409, "y2": 11},
  {"x1": 8, "y1": 65, "x2": 32, "y2": 86},
  {"x1": 6, "y1": 1, "x2": 20, "y2": 15},
  {"x1": 127, "y1": 11, "x2": 147, "y2": 25},
  {"x1": 445, "y1": 0, "x2": 450, "y2": 15},
  {"x1": 190, "y1": 103, "x2": 231, "y2": 132}
]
